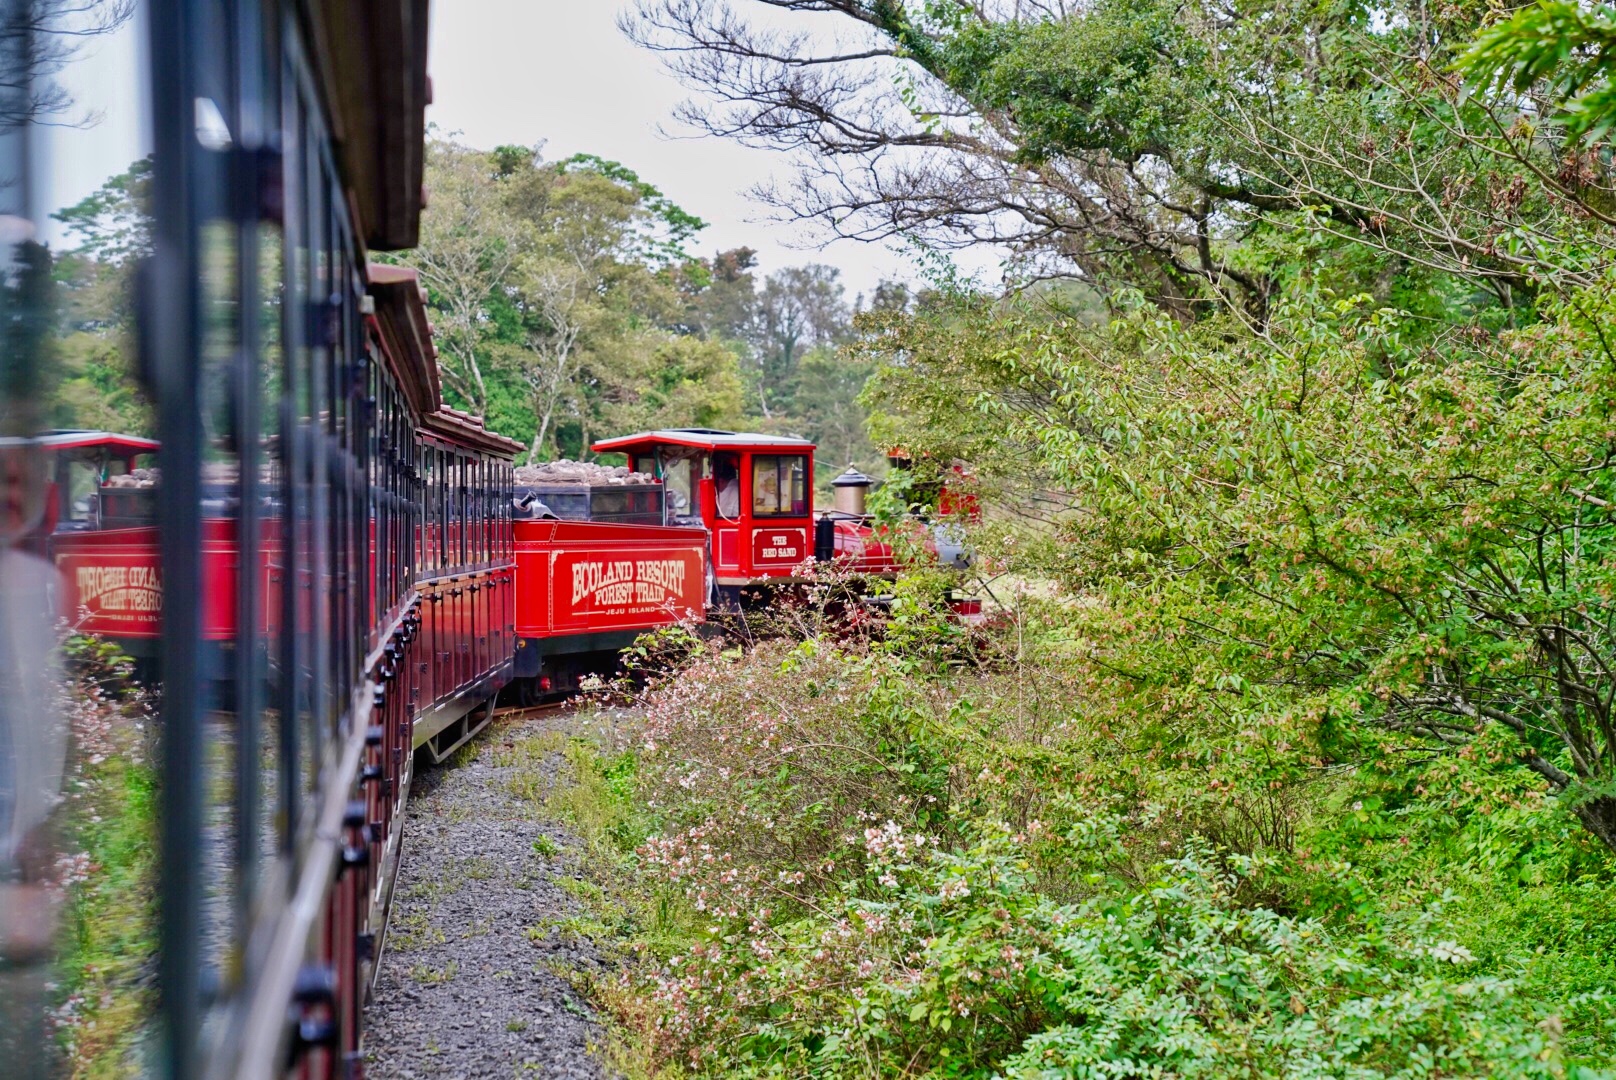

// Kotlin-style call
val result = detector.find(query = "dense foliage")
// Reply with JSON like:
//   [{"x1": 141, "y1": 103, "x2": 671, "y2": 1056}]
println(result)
[
  {"x1": 863, "y1": 283, "x2": 1616, "y2": 852},
  {"x1": 399, "y1": 136, "x2": 899, "y2": 466},
  {"x1": 571, "y1": 604, "x2": 1614, "y2": 1077},
  {"x1": 539, "y1": 1, "x2": 1616, "y2": 1076}
]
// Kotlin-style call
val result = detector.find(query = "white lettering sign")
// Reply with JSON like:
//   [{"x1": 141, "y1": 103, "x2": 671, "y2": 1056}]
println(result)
[
  {"x1": 75, "y1": 563, "x2": 163, "y2": 613},
  {"x1": 570, "y1": 557, "x2": 689, "y2": 609}
]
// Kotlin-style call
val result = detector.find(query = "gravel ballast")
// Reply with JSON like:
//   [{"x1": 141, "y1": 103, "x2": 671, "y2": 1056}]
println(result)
[{"x1": 365, "y1": 713, "x2": 612, "y2": 1079}]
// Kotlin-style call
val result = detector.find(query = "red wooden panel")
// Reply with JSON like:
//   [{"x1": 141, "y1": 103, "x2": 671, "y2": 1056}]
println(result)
[{"x1": 716, "y1": 527, "x2": 739, "y2": 569}]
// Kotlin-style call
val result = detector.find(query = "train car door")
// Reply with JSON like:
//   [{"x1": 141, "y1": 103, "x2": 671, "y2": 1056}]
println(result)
[{"x1": 712, "y1": 450, "x2": 742, "y2": 575}]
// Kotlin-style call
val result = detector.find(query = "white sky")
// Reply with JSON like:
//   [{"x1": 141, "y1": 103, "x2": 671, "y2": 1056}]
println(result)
[
  {"x1": 426, "y1": 0, "x2": 921, "y2": 299},
  {"x1": 39, "y1": 6, "x2": 148, "y2": 245},
  {"x1": 40, "y1": 2, "x2": 943, "y2": 299}
]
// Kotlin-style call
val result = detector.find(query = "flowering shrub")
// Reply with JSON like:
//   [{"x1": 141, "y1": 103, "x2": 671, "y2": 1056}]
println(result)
[
  {"x1": 49, "y1": 634, "x2": 158, "y2": 1074},
  {"x1": 632, "y1": 822, "x2": 1608, "y2": 1077},
  {"x1": 592, "y1": 605, "x2": 1616, "y2": 1077},
  {"x1": 633, "y1": 638, "x2": 955, "y2": 917}
]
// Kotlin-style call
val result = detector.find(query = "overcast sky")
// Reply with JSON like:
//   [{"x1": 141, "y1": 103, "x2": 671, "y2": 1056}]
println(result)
[
  {"x1": 42, "y1": 2, "x2": 933, "y2": 298},
  {"x1": 426, "y1": 1, "x2": 920, "y2": 298}
]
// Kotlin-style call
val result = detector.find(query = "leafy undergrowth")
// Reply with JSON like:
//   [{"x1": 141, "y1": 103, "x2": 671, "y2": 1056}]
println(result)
[
  {"x1": 544, "y1": 594, "x2": 1616, "y2": 1079},
  {"x1": 48, "y1": 635, "x2": 159, "y2": 1078}
]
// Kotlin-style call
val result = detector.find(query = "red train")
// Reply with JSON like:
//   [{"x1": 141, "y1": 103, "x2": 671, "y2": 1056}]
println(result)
[
  {"x1": 33, "y1": 285, "x2": 915, "y2": 756},
  {"x1": 0, "y1": 5, "x2": 976, "y2": 1072},
  {"x1": 42, "y1": 426, "x2": 938, "y2": 700},
  {"x1": 20, "y1": 293, "x2": 957, "y2": 1079},
  {"x1": 15, "y1": 193, "x2": 954, "y2": 1080}
]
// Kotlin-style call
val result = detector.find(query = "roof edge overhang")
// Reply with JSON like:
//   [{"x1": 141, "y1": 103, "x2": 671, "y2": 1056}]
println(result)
[
  {"x1": 367, "y1": 263, "x2": 441, "y2": 422},
  {"x1": 593, "y1": 430, "x2": 817, "y2": 455},
  {"x1": 309, "y1": 0, "x2": 431, "y2": 251},
  {"x1": 367, "y1": 264, "x2": 523, "y2": 459},
  {"x1": 422, "y1": 411, "x2": 524, "y2": 459}
]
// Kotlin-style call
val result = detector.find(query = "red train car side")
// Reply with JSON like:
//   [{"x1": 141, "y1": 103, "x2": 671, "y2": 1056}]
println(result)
[{"x1": 510, "y1": 518, "x2": 707, "y2": 700}]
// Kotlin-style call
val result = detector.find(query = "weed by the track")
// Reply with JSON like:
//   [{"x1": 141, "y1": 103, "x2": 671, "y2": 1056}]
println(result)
[
  {"x1": 388, "y1": 909, "x2": 447, "y2": 952},
  {"x1": 50, "y1": 636, "x2": 160, "y2": 1077},
  {"x1": 407, "y1": 960, "x2": 459, "y2": 985}
]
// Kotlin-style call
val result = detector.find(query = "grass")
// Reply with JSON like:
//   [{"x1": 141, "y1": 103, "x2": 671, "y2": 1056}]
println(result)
[
  {"x1": 502, "y1": 730, "x2": 568, "y2": 807},
  {"x1": 398, "y1": 878, "x2": 457, "y2": 902},
  {"x1": 389, "y1": 909, "x2": 447, "y2": 952},
  {"x1": 408, "y1": 960, "x2": 460, "y2": 985},
  {"x1": 498, "y1": 711, "x2": 697, "y2": 1078},
  {"x1": 53, "y1": 694, "x2": 159, "y2": 1078},
  {"x1": 456, "y1": 855, "x2": 498, "y2": 881}
]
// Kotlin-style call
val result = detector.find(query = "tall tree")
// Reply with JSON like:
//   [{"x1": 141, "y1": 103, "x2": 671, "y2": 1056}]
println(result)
[
  {"x1": 46, "y1": 157, "x2": 151, "y2": 434},
  {"x1": 410, "y1": 136, "x2": 523, "y2": 416},
  {"x1": 746, "y1": 263, "x2": 850, "y2": 416},
  {"x1": 625, "y1": 0, "x2": 1612, "y2": 320},
  {"x1": 0, "y1": 0, "x2": 136, "y2": 133},
  {"x1": 406, "y1": 137, "x2": 745, "y2": 460}
]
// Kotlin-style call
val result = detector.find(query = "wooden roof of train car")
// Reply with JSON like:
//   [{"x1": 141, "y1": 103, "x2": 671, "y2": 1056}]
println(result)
[
  {"x1": 366, "y1": 263, "x2": 523, "y2": 460},
  {"x1": 309, "y1": 0, "x2": 432, "y2": 251}
]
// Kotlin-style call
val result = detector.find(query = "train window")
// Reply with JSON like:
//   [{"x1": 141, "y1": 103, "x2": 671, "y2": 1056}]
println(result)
[
  {"x1": 448, "y1": 450, "x2": 457, "y2": 569},
  {"x1": 59, "y1": 454, "x2": 101, "y2": 526},
  {"x1": 471, "y1": 459, "x2": 484, "y2": 565},
  {"x1": 256, "y1": 202, "x2": 287, "y2": 912},
  {"x1": 435, "y1": 445, "x2": 444, "y2": 573},
  {"x1": 658, "y1": 448, "x2": 705, "y2": 523},
  {"x1": 430, "y1": 445, "x2": 440, "y2": 572},
  {"x1": 468, "y1": 455, "x2": 476, "y2": 565},
  {"x1": 451, "y1": 450, "x2": 458, "y2": 567},
  {"x1": 715, "y1": 452, "x2": 741, "y2": 520},
  {"x1": 751, "y1": 455, "x2": 809, "y2": 517}
]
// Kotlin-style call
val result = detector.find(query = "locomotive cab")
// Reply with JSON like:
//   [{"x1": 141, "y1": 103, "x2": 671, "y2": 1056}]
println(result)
[
  {"x1": 592, "y1": 429, "x2": 816, "y2": 589},
  {"x1": 5, "y1": 431, "x2": 159, "y2": 546}
]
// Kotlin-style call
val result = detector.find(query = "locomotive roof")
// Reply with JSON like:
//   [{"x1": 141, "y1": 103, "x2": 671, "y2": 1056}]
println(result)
[
  {"x1": 0, "y1": 431, "x2": 161, "y2": 454},
  {"x1": 592, "y1": 429, "x2": 817, "y2": 454}
]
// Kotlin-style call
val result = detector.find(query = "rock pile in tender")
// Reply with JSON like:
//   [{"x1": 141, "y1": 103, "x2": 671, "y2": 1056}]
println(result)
[
  {"x1": 103, "y1": 467, "x2": 161, "y2": 489},
  {"x1": 513, "y1": 459, "x2": 656, "y2": 487}
]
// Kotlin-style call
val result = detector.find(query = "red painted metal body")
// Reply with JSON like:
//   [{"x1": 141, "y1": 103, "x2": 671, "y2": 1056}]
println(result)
[
  {"x1": 52, "y1": 527, "x2": 166, "y2": 639},
  {"x1": 592, "y1": 429, "x2": 817, "y2": 588},
  {"x1": 514, "y1": 518, "x2": 706, "y2": 640},
  {"x1": 828, "y1": 518, "x2": 898, "y2": 574}
]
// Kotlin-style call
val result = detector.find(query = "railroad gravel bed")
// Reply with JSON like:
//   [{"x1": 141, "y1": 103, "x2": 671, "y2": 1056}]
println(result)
[{"x1": 365, "y1": 712, "x2": 612, "y2": 1079}]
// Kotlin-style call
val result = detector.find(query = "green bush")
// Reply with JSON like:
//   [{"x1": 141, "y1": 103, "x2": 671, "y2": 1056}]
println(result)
[{"x1": 598, "y1": 613, "x2": 1616, "y2": 1077}]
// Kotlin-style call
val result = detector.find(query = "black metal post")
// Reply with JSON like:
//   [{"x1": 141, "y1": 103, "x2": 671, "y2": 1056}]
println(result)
[{"x1": 147, "y1": 0, "x2": 204, "y2": 1075}]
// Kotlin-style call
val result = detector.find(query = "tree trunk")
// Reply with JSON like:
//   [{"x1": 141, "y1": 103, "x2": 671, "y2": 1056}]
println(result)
[
  {"x1": 530, "y1": 404, "x2": 553, "y2": 464},
  {"x1": 1575, "y1": 796, "x2": 1616, "y2": 855}
]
